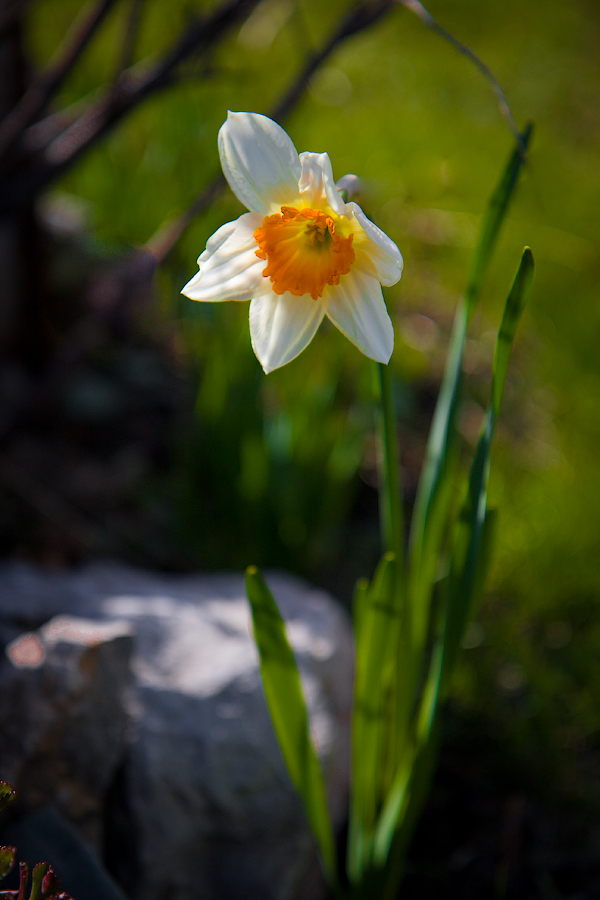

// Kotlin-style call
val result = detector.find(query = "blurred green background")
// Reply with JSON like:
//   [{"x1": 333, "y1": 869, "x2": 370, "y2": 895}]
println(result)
[{"x1": 18, "y1": 0, "x2": 600, "y2": 867}]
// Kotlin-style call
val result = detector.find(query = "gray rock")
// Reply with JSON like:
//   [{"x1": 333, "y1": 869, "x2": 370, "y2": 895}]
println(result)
[
  {"x1": 0, "y1": 614, "x2": 133, "y2": 853},
  {"x1": 0, "y1": 561, "x2": 353, "y2": 900}
]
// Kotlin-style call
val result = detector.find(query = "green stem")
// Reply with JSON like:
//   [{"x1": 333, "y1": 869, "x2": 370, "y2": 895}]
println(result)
[{"x1": 375, "y1": 362, "x2": 404, "y2": 570}]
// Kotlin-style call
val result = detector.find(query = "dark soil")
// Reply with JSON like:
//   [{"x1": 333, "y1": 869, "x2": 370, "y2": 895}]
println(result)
[{"x1": 402, "y1": 710, "x2": 600, "y2": 900}]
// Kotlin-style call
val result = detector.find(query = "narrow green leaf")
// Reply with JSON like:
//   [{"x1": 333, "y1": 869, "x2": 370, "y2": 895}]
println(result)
[
  {"x1": 245, "y1": 567, "x2": 338, "y2": 885},
  {"x1": 467, "y1": 125, "x2": 533, "y2": 304},
  {"x1": 407, "y1": 127, "x2": 533, "y2": 658},
  {"x1": 439, "y1": 246, "x2": 534, "y2": 687},
  {"x1": 378, "y1": 721, "x2": 442, "y2": 900},
  {"x1": 348, "y1": 553, "x2": 399, "y2": 881},
  {"x1": 492, "y1": 247, "x2": 534, "y2": 416},
  {"x1": 375, "y1": 247, "x2": 534, "y2": 875},
  {"x1": 375, "y1": 363, "x2": 404, "y2": 567},
  {"x1": 372, "y1": 741, "x2": 415, "y2": 868}
]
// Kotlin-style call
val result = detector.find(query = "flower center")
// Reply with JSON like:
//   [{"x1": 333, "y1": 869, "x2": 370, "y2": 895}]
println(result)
[{"x1": 254, "y1": 206, "x2": 355, "y2": 300}]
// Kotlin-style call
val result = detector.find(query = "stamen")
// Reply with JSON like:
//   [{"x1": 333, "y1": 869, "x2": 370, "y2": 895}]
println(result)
[{"x1": 254, "y1": 206, "x2": 355, "y2": 300}]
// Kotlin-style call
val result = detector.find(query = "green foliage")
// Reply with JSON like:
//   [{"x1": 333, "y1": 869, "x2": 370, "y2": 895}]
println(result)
[
  {"x1": 171, "y1": 314, "x2": 370, "y2": 575},
  {"x1": 0, "y1": 860, "x2": 72, "y2": 900},
  {"x1": 0, "y1": 784, "x2": 72, "y2": 900},
  {"x1": 0, "y1": 787, "x2": 16, "y2": 816},
  {"x1": 0, "y1": 848, "x2": 15, "y2": 884},
  {"x1": 245, "y1": 567, "x2": 338, "y2": 885},
  {"x1": 348, "y1": 551, "x2": 399, "y2": 881},
  {"x1": 246, "y1": 129, "x2": 534, "y2": 897}
]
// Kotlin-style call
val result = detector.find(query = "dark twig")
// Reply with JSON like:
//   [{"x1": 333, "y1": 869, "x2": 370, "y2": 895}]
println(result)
[
  {"x1": 271, "y1": 0, "x2": 394, "y2": 121},
  {"x1": 22, "y1": 91, "x2": 98, "y2": 153},
  {"x1": 0, "y1": 0, "x2": 32, "y2": 36},
  {"x1": 147, "y1": 174, "x2": 226, "y2": 263},
  {"x1": 0, "y1": 452, "x2": 166, "y2": 562},
  {"x1": 0, "y1": 0, "x2": 262, "y2": 213},
  {"x1": 112, "y1": 0, "x2": 144, "y2": 84},
  {"x1": 396, "y1": 0, "x2": 525, "y2": 155},
  {"x1": 0, "y1": 454, "x2": 105, "y2": 551},
  {"x1": 0, "y1": 0, "x2": 120, "y2": 163},
  {"x1": 147, "y1": 0, "x2": 395, "y2": 262}
]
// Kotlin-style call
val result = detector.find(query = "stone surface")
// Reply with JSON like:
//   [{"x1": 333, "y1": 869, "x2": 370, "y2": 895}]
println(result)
[
  {"x1": 0, "y1": 561, "x2": 353, "y2": 900},
  {"x1": 0, "y1": 613, "x2": 133, "y2": 853}
]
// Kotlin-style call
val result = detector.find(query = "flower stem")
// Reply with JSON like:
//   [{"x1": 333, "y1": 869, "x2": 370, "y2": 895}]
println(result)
[{"x1": 375, "y1": 362, "x2": 404, "y2": 570}]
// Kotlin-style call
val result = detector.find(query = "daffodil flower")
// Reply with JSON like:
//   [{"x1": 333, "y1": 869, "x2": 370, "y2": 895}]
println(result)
[{"x1": 182, "y1": 112, "x2": 403, "y2": 373}]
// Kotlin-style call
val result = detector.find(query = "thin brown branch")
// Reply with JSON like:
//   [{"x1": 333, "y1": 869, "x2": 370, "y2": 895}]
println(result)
[
  {"x1": 272, "y1": 0, "x2": 394, "y2": 121},
  {"x1": 0, "y1": 454, "x2": 104, "y2": 551},
  {"x1": 0, "y1": 0, "x2": 32, "y2": 36},
  {"x1": 0, "y1": 0, "x2": 120, "y2": 163},
  {"x1": 0, "y1": 0, "x2": 262, "y2": 214},
  {"x1": 146, "y1": 174, "x2": 226, "y2": 263},
  {"x1": 396, "y1": 0, "x2": 525, "y2": 155},
  {"x1": 0, "y1": 452, "x2": 165, "y2": 562},
  {"x1": 112, "y1": 0, "x2": 144, "y2": 84},
  {"x1": 22, "y1": 90, "x2": 100, "y2": 153},
  {"x1": 147, "y1": 0, "x2": 395, "y2": 263}
]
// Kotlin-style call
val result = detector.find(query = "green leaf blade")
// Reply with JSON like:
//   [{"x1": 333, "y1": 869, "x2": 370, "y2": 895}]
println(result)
[
  {"x1": 245, "y1": 566, "x2": 338, "y2": 884},
  {"x1": 441, "y1": 246, "x2": 535, "y2": 688},
  {"x1": 349, "y1": 552, "x2": 401, "y2": 881},
  {"x1": 467, "y1": 123, "x2": 534, "y2": 304},
  {"x1": 374, "y1": 247, "x2": 534, "y2": 883},
  {"x1": 407, "y1": 126, "x2": 533, "y2": 660},
  {"x1": 492, "y1": 246, "x2": 535, "y2": 416}
]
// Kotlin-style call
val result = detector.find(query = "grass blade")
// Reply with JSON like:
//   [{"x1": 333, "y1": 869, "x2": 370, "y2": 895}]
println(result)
[
  {"x1": 439, "y1": 246, "x2": 534, "y2": 686},
  {"x1": 468, "y1": 124, "x2": 533, "y2": 305},
  {"x1": 375, "y1": 363, "x2": 404, "y2": 567},
  {"x1": 245, "y1": 566, "x2": 338, "y2": 885},
  {"x1": 492, "y1": 247, "x2": 535, "y2": 416},
  {"x1": 348, "y1": 552, "x2": 399, "y2": 881},
  {"x1": 407, "y1": 125, "x2": 533, "y2": 657},
  {"x1": 374, "y1": 247, "x2": 534, "y2": 872}
]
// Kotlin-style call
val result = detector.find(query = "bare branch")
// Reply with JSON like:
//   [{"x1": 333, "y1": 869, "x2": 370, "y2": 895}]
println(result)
[
  {"x1": 0, "y1": 453, "x2": 104, "y2": 551},
  {"x1": 112, "y1": 0, "x2": 144, "y2": 83},
  {"x1": 146, "y1": 174, "x2": 226, "y2": 263},
  {"x1": 0, "y1": 451, "x2": 166, "y2": 562},
  {"x1": 0, "y1": 0, "x2": 262, "y2": 214},
  {"x1": 0, "y1": 0, "x2": 120, "y2": 163},
  {"x1": 22, "y1": 90, "x2": 99, "y2": 153},
  {"x1": 147, "y1": 0, "x2": 395, "y2": 263},
  {"x1": 396, "y1": 0, "x2": 525, "y2": 155},
  {"x1": 0, "y1": 0, "x2": 32, "y2": 37},
  {"x1": 272, "y1": 0, "x2": 393, "y2": 121}
]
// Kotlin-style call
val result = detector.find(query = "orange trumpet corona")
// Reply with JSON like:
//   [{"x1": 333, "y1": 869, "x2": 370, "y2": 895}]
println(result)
[{"x1": 254, "y1": 206, "x2": 355, "y2": 300}]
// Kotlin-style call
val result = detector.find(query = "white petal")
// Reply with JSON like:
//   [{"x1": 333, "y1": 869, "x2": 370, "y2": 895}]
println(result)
[
  {"x1": 348, "y1": 201, "x2": 403, "y2": 286},
  {"x1": 249, "y1": 291, "x2": 325, "y2": 373},
  {"x1": 218, "y1": 112, "x2": 302, "y2": 214},
  {"x1": 335, "y1": 174, "x2": 360, "y2": 201},
  {"x1": 181, "y1": 212, "x2": 265, "y2": 302},
  {"x1": 323, "y1": 268, "x2": 394, "y2": 363},
  {"x1": 298, "y1": 151, "x2": 347, "y2": 216}
]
